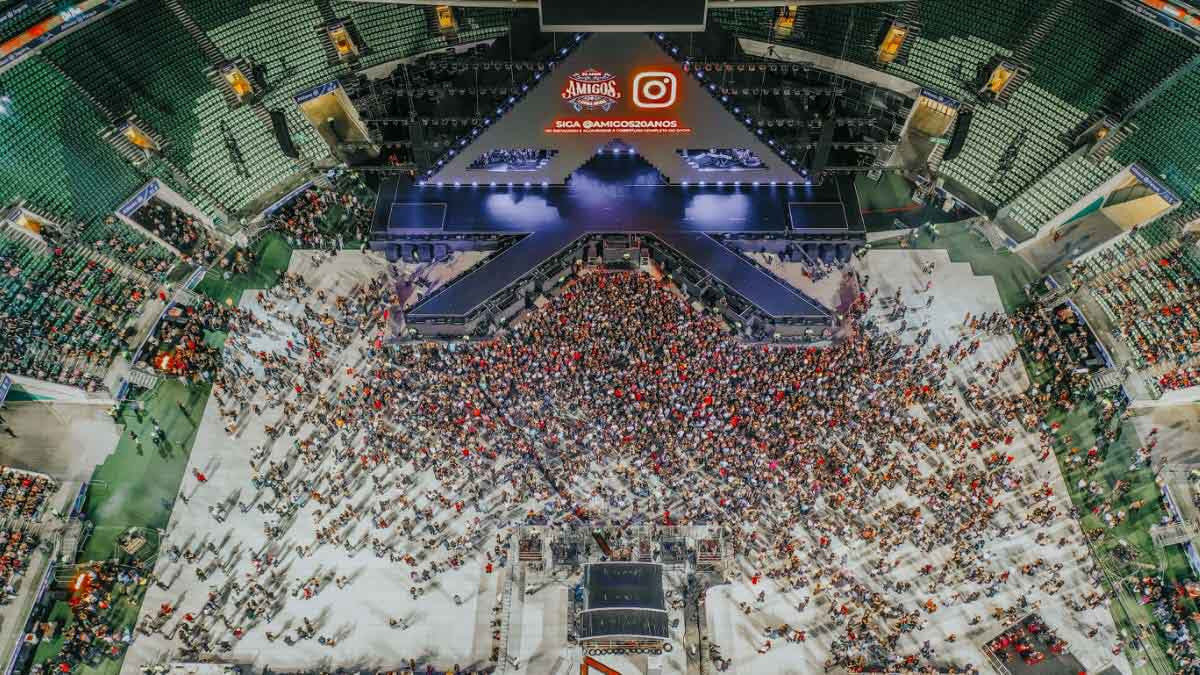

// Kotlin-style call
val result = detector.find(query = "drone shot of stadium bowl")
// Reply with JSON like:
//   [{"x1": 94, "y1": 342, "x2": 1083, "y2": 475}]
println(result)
[{"x1": 7, "y1": 0, "x2": 1200, "y2": 674}]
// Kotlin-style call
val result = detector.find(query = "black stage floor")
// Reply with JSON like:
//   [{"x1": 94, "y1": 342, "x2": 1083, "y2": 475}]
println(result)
[{"x1": 371, "y1": 156, "x2": 862, "y2": 321}]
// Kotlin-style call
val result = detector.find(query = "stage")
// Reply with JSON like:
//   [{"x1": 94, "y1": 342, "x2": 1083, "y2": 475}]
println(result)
[{"x1": 370, "y1": 151, "x2": 862, "y2": 328}]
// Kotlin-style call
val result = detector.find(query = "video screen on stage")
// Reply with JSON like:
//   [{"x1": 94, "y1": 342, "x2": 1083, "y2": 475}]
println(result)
[
  {"x1": 678, "y1": 148, "x2": 765, "y2": 172},
  {"x1": 545, "y1": 64, "x2": 692, "y2": 135}
]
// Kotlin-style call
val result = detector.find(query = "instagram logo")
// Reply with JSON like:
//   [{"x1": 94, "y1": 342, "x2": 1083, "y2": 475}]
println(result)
[{"x1": 632, "y1": 71, "x2": 677, "y2": 109}]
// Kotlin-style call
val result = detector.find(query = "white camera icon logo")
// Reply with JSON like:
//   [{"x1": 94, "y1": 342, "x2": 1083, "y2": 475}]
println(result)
[{"x1": 633, "y1": 71, "x2": 677, "y2": 109}]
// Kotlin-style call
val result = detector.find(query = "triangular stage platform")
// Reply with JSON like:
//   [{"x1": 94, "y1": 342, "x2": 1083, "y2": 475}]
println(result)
[{"x1": 369, "y1": 34, "x2": 864, "y2": 339}]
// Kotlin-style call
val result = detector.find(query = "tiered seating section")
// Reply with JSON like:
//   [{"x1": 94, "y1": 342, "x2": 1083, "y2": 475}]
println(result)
[
  {"x1": 1076, "y1": 228, "x2": 1200, "y2": 369},
  {"x1": 0, "y1": 524, "x2": 39, "y2": 589},
  {"x1": 129, "y1": 198, "x2": 225, "y2": 266},
  {"x1": 0, "y1": 468, "x2": 58, "y2": 520},
  {"x1": 0, "y1": 57, "x2": 146, "y2": 224},
  {"x1": 0, "y1": 228, "x2": 151, "y2": 390},
  {"x1": 1112, "y1": 67, "x2": 1200, "y2": 209},
  {"x1": 78, "y1": 219, "x2": 175, "y2": 280},
  {"x1": 712, "y1": 2, "x2": 1199, "y2": 235},
  {"x1": 1, "y1": 0, "x2": 516, "y2": 229},
  {"x1": 330, "y1": 1, "x2": 512, "y2": 70}
]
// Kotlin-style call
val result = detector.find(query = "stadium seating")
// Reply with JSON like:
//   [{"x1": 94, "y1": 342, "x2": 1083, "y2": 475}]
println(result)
[
  {"x1": 0, "y1": 57, "x2": 146, "y2": 225},
  {"x1": 330, "y1": 2, "x2": 512, "y2": 70},
  {"x1": 79, "y1": 218, "x2": 175, "y2": 280},
  {"x1": 712, "y1": 2, "x2": 1199, "y2": 235},
  {"x1": 1074, "y1": 222, "x2": 1200, "y2": 369},
  {"x1": 0, "y1": 228, "x2": 152, "y2": 389},
  {"x1": 1112, "y1": 67, "x2": 1200, "y2": 206},
  {"x1": 1025, "y1": 5, "x2": 1192, "y2": 115},
  {"x1": 0, "y1": 468, "x2": 57, "y2": 520},
  {"x1": 0, "y1": 524, "x2": 38, "y2": 588}
]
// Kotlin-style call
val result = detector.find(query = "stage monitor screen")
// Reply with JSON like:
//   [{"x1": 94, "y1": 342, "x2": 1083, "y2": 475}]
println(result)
[{"x1": 539, "y1": 0, "x2": 707, "y2": 32}]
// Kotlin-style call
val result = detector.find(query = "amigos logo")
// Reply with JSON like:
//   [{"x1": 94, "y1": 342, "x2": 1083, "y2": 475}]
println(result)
[{"x1": 561, "y1": 69, "x2": 621, "y2": 112}]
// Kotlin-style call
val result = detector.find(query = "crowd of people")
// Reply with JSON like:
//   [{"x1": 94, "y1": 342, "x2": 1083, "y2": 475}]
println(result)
[
  {"x1": 129, "y1": 198, "x2": 224, "y2": 267},
  {"x1": 0, "y1": 524, "x2": 39, "y2": 597},
  {"x1": 137, "y1": 299, "x2": 242, "y2": 383},
  {"x1": 0, "y1": 228, "x2": 149, "y2": 390},
  {"x1": 32, "y1": 560, "x2": 148, "y2": 675},
  {"x1": 0, "y1": 468, "x2": 59, "y2": 520},
  {"x1": 268, "y1": 174, "x2": 373, "y2": 251},
  {"x1": 131, "y1": 256, "x2": 1167, "y2": 673}
]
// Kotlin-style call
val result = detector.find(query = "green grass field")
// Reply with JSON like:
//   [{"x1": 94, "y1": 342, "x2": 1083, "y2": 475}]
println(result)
[
  {"x1": 854, "y1": 174, "x2": 970, "y2": 231},
  {"x1": 79, "y1": 379, "x2": 210, "y2": 561},
  {"x1": 194, "y1": 232, "x2": 294, "y2": 306}
]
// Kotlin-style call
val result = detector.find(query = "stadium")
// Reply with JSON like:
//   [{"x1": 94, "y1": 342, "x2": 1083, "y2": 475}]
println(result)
[{"x1": 0, "y1": 0, "x2": 1199, "y2": 673}]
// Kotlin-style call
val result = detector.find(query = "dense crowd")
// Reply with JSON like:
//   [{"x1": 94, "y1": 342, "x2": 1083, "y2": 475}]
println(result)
[
  {"x1": 269, "y1": 174, "x2": 373, "y2": 250},
  {"x1": 137, "y1": 299, "x2": 242, "y2": 382},
  {"x1": 129, "y1": 199, "x2": 224, "y2": 266},
  {"x1": 136, "y1": 262, "x2": 1167, "y2": 673},
  {"x1": 33, "y1": 560, "x2": 147, "y2": 675}
]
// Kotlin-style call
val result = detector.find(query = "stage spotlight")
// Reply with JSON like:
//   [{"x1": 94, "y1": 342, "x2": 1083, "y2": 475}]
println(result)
[{"x1": 437, "y1": 181, "x2": 444, "y2": 187}]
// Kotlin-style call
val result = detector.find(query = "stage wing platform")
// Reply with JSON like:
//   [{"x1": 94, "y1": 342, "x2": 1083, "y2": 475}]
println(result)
[{"x1": 372, "y1": 172, "x2": 858, "y2": 334}]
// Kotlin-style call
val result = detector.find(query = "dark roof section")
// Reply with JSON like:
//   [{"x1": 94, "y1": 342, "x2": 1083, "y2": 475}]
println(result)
[
  {"x1": 582, "y1": 562, "x2": 666, "y2": 612},
  {"x1": 579, "y1": 608, "x2": 670, "y2": 640}
]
